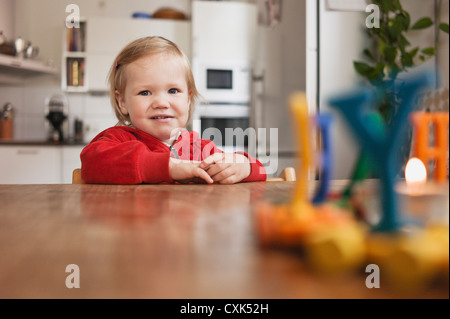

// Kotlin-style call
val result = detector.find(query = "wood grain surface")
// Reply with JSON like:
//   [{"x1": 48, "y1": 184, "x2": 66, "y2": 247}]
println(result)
[{"x1": 0, "y1": 182, "x2": 447, "y2": 299}]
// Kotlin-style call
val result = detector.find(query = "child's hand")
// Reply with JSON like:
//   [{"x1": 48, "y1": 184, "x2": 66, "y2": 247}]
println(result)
[
  {"x1": 199, "y1": 153, "x2": 251, "y2": 184},
  {"x1": 169, "y1": 158, "x2": 214, "y2": 184}
]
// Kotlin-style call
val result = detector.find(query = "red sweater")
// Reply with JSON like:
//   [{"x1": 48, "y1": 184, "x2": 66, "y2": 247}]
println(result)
[{"x1": 80, "y1": 126, "x2": 266, "y2": 184}]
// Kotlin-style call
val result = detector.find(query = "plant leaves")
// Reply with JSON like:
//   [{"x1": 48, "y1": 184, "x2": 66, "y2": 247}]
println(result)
[
  {"x1": 380, "y1": 0, "x2": 397, "y2": 12},
  {"x1": 378, "y1": 0, "x2": 389, "y2": 13},
  {"x1": 354, "y1": 61, "x2": 374, "y2": 76},
  {"x1": 397, "y1": 34, "x2": 410, "y2": 48},
  {"x1": 421, "y1": 47, "x2": 435, "y2": 55},
  {"x1": 411, "y1": 17, "x2": 433, "y2": 30},
  {"x1": 401, "y1": 52, "x2": 413, "y2": 67},
  {"x1": 408, "y1": 47, "x2": 419, "y2": 58},
  {"x1": 439, "y1": 23, "x2": 449, "y2": 33},
  {"x1": 383, "y1": 46, "x2": 398, "y2": 63},
  {"x1": 378, "y1": 38, "x2": 387, "y2": 57},
  {"x1": 363, "y1": 49, "x2": 376, "y2": 62},
  {"x1": 395, "y1": 13, "x2": 410, "y2": 32},
  {"x1": 391, "y1": 0, "x2": 402, "y2": 11},
  {"x1": 388, "y1": 18, "x2": 404, "y2": 39},
  {"x1": 368, "y1": 63, "x2": 385, "y2": 85},
  {"x1": 400, "y1": 10, "x2": 411, "y2": 30}
]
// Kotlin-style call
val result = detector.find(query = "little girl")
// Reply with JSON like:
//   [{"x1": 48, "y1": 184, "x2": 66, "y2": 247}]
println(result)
[{"x1": 80, "y1": 36, "x2": 266, "y2": 184}]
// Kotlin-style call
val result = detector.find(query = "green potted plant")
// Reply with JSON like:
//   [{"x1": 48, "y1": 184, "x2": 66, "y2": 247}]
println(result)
[{"x1": 353, "y1": 0, "x2": 449, "y2": 123}]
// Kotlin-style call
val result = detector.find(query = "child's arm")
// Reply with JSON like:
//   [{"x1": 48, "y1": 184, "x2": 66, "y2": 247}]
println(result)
[
  {"x1": 81, "y1": 141, "x2": 171, "y2": 184},
  {"x1": 80, "y1": 128, "x2": 176, "y2": 184},
  {"x1": 199, "y1": 153, "x2": 252, "y2": 184}
]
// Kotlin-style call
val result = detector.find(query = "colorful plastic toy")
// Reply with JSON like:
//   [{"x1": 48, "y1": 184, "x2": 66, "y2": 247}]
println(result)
[
  {"x1": 255, "y1": 92, "x2": 367, "y2": 275},
  {"x1": 254, "y1": 69, "x2": 449, "y2": 290}
]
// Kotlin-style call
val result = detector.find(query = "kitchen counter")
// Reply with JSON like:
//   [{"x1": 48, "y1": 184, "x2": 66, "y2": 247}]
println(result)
[
  {"x1": 0, "y1": 139, "x2": 87, "y2": 146},
  {"x1": 0, "y1": 181, "x2": 448, "y2": 299}
]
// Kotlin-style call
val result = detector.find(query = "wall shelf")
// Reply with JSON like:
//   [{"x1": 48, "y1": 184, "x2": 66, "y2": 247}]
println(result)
[
  {"x1": 0, "y1": 54, "x2": 58, "y2": 77},
  {"x1": 62, "y1": 20, "x2": 87, "y2": 91}
]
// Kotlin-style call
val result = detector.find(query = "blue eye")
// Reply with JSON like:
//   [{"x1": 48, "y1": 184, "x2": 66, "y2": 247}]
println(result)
[
  {"x1": 168, "y1": 88, "x2": 179, "y2": 94},
  {"x1": 139, "y1": 90, "x2": 151, "y2": 96}
]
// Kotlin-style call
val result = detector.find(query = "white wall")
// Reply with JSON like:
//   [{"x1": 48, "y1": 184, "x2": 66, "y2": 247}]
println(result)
[
  {"x1": 318, "y1": 0, "x2": 367, "y2": 179},
  {"x1": 0, "y1": 0, "x2": 15, "y2": 41},
  {"x1": 437, "y1": 0, "x2": 449, "y2": 89}
]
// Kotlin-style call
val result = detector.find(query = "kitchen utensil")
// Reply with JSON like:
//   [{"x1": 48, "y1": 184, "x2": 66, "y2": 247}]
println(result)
[
  {"x1": 14, "y1": 37, "x2": 26, "y2": 56},
  {"x1": 2, "y1": 103, "x2": 14, "y2": 120},
  {"x1": 45, "y1": 94, "x2": 69, "y2": 143},
  {"x1": 74, "y1": 117, "x2": 84, "y2": 142},
  {"x1": 24, "y1": 43, "x2": 39, "y2": 59}
]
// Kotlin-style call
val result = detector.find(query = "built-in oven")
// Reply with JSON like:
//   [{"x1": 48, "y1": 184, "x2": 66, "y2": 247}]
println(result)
[
  {"x1": 191, "y1": 104, "x2": 250, "y2": 154},
  {"x1": 191, "y1": 58, "x2": 252, "y2": 153}
]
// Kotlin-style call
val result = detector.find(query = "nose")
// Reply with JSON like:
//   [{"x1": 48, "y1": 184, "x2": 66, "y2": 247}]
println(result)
[{"x1": 151, "y1": 93, "x2": 169, "y2": 109}]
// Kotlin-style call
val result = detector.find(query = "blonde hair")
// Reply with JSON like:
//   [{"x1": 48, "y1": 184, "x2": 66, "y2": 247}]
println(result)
[{"x1": 108, "y1": 36, "x2": 199, "y2": 125}]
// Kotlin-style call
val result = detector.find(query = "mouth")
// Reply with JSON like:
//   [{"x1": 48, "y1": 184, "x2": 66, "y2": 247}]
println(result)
[{"x1": 150, "y1": 115, "x2": 174, "y2": 120}]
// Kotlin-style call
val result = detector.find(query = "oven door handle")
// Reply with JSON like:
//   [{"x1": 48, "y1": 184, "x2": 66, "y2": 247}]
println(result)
[{"x1": 195, "y1": 104, "x2": 249, "y2": 118}]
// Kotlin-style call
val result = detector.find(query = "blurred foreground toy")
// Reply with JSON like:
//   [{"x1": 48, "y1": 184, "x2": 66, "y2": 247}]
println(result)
[
  {"x1": 255, "y1": 69, "x2": 449, "y2": 290},
  {"x1": 255, "y1": 92, "x2": 367, "y2": 275},
  {"x1": 328, "y1": 69, "x2": 449, "y2": 291}
]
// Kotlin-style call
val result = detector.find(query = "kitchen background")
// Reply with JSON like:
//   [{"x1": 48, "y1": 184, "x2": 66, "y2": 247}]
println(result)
[{"x1": 0, "y1": 0, "x2": 448, "y2": 183}]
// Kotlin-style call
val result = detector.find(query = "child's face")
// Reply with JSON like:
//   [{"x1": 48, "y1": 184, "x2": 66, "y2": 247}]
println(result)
[{"x1": 116, "y1": 53, "x2": 190, "y2": 143}]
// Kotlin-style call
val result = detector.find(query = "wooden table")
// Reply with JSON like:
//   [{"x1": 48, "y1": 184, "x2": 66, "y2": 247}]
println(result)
[{"x1": 0, "y1": 182, "x2": 448, "y2": 299}]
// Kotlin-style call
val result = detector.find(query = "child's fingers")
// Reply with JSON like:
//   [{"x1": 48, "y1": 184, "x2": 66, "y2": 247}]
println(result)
[
  {"x1": 199, "y1": 153, "x2": 224, "y2": 169},
  {"x1": 195, "y1": 167, "x2": 214, "y2": 184},
  {"x1": 218, "y1": 174, "x2": 239, "y2": 184},
  {"x1": 210, "y1": 166, "x2": 235, "y2": 183},
  {"x1": 204, "y1": 162, "x2": 231, "y2": 177}
]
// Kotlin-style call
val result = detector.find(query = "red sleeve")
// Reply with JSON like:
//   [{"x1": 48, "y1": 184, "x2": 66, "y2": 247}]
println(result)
[
  {"x1": 236, "y1": 151, "x2": 267, "y2": 182},
  {"x1": 80, "y1": 129, "x2": 173, "y2": 184}
]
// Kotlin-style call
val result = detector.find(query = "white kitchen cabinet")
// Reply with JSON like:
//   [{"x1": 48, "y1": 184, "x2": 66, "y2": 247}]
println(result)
[
  {"x1": 192, "y1": 1, "x2": 256, "y2": 61},
  {"x1": 84, "y1": 54, "x2": 114, "y2": 92},
  {"x1": 0, "y1": 145, "x2": 61, "y2": 184},
  {"x1": 61, "y1": 145, "x2": 84, "y2": 184},
  {"x1": 0, "y1": 145, "x2": 84, "y2": 184},
  {"x1": 86, "y1": 17, "x2": 191, "y2": 57}
]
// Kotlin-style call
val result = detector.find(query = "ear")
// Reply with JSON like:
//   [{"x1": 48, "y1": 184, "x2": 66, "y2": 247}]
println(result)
[
  {"x1": 115, "y1": 90, "x2": 129, "y2": 115},
  {"x1": 187, "y1": 91, "x2": 192, "y2": 109},
  {"x1": 186, "y1": 92, "x2": 192, "y2": 123}
]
